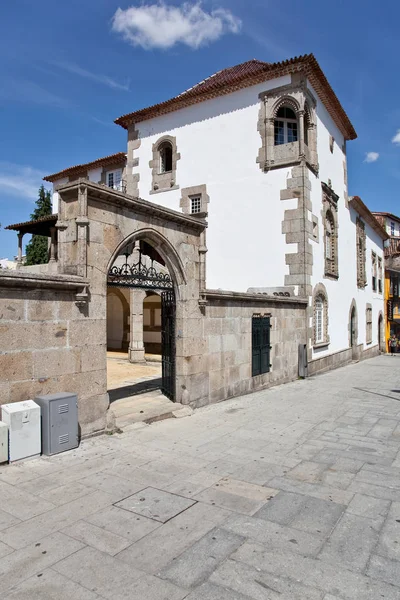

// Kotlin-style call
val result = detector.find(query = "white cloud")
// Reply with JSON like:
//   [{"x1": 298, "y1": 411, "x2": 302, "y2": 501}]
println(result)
[
  {"x1": 51, "y1": 62, "x2": 129, "y2": 91},
  {"x1": 392, "y1": 130, "x2": 400, "y2": 145},
  {"x1": 364, "y1": 152, "x2": 379, "y2": 163},
  {"x1": 0, "y1": 162, "x2": 45, "y2": 201},
  {"x1": 111, "y1": 2, "x2": 242, "y2": 50}
]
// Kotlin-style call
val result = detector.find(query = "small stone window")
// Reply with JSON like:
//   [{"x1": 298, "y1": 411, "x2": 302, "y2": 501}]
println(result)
[
  {"x1": 190, "y1": 195, "x2": 202, "y2": 214},
  {"x1": 180, "y1": 184, "x2": 209, "y2": 217},
  {"x1": 366, "y1": 304, "x2": 372, "y2": 344},
  {"x1": 159, "y1": 142, "x2": 173, "y2": 173},
  {"x1": 313, "y1": 284, "x2": 329, "y2": 347},
  {"x1": 274, "y1": 106, "x2": 298, "y2": 145},
  {"x1": 356, "y1": 217, "x2": 367, "y2": 288},
  {"x1": 149, "y1": 135, "x2": 180, "y2": 194}
]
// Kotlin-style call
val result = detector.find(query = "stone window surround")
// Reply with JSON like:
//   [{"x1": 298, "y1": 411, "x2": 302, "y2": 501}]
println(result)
[
  {"x1": 312, "y1": 283, "x2": 329, "y2": 348},
  {"x1": 149, "y1": 135, "x2": 180, "y2": 195},
  {"x1": 322, "y1": 182, "x2": 339, "y2": 280},
  {"x1": 180, "y1": 184, "x2": 210, "y2": 218},
  {"x1": 371, "y1": 251, "x2": 377, "y2": 292},
  {"x1": 356, "y1": 217, "x2": 367, "y2": 288},
  {"x1": 378, "y1": 256, "x2": 383, "y2": 294},
  {"x1": 257, "y1": 75, "x2": 319, "y2": 175},
  {"x1": 366, "y1": 303, "x2": 373, "y2": 345}
]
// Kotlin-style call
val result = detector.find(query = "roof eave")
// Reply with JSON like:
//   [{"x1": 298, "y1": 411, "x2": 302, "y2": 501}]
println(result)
[{"x1": 350, "y1": 197, "x2": 389, "y2": 240}]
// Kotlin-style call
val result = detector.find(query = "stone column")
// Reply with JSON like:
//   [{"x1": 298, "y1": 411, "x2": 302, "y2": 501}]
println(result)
[
  {"x1": 49, "y1": 227, "x2": 57, "y2": 262},
  {"x1": 128, "y1": 289, "x2": 147, "y2": 362},
  {"x1": 17, "y1": 232, "x2": 24, "y2": 265},
  {"x1": 297, "y1": 109, "x2": 305, "y2": 160}
]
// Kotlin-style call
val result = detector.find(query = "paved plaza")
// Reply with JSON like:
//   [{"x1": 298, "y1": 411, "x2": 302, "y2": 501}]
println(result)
[{"x1": 1, "y1": 355, "x2": 400, "y2": 599}]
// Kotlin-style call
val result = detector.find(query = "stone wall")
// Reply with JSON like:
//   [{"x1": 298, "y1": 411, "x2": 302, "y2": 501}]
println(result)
[
  {"x1": 0, "y1": 272, "x2": 107, "y2": 436},
  {"x1": 308, "y1": 343, "x2": 380, "y2": 377},
  {"x1": 180, "y1": 290, "x2": 308, "y2": 408}
]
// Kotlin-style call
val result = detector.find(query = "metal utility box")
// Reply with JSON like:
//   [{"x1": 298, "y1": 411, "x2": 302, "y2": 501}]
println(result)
[
  {"x1": 34, "y1": 392, "x2": 79, "y2": 456},
  {"x1": 0, "y1": 422, "x2": 9, "y2": 463},
  {"x1": 1, "y1": 400, "x2": 41, "y2": 462}
]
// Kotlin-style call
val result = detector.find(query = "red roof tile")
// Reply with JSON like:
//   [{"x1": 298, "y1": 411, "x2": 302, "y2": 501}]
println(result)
[
  {"x1": 114, "y1": 55, "x2": 357, "y2": 140},
  {"x1": 43, "y1": 152, "x2": 126, "y2": 183}
]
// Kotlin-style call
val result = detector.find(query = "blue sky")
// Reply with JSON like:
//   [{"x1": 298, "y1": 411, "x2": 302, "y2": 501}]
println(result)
[{"x1": 1, "y1": 0, "x2": 399, "y2": 258}]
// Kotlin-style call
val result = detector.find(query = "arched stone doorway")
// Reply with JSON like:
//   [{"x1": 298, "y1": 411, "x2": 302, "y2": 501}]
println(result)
[{"x1": 107, "y1": 238, "x2": 176, "y2": 400}]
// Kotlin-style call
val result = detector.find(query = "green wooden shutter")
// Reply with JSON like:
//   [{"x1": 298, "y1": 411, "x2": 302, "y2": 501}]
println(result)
[{"x1": 252, "y1": 316, "x2": 271, "y2": 376}]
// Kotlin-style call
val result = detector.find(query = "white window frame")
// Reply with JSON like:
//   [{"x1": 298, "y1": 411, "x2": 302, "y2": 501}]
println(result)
[
  {"x1": 391, "y1": 221, "x2": 395, "y2": 236},
  {"x1": 274, "y1": 107, "x2": 298, "y2": 146},
  {"x1": 107, "y1": 169, "x2": 122, "y2": 191},
  {"x1": 315, "y1": 296, "x2": 324, "y2": 344}
]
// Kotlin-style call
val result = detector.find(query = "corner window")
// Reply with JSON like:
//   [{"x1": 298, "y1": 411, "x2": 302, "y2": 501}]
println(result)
[
  {"x1": 274, "y1": 107, "x2": 298, "y2": 145},
  {"x1": 391, "y1": 222, "x2": 395, "y2": 236},
  {"x1": 252, "y1": 315, "x2": 271, "y2": 376}
]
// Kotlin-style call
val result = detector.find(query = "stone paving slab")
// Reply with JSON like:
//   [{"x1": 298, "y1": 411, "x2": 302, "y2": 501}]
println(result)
[{"x1": 0, "y1": 355, "x2": 400, "y2": 599}]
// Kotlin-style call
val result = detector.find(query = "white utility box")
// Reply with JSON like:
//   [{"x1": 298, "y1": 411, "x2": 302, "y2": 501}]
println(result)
[
  {"x1": 1, "y1": 401, "x2": 41, "y2": 462},
  {"x1": 0, "y1": 422, "x2": 8, "y2": 463}
]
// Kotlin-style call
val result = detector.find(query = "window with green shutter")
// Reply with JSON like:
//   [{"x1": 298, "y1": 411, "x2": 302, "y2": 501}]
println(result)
[{"x1": 252, "y1": 315, "x2": 271, "y2": 377}]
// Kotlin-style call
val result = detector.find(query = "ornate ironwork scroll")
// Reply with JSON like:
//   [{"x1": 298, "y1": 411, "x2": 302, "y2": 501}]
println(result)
[{"x1": 107, "y1": 246, "x2": 173, "y2": 290}]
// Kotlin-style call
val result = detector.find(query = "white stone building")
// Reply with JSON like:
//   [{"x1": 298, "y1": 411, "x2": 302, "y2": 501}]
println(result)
[{"x1": 44, "y1": 54, "x2": 387, "y2": 374}]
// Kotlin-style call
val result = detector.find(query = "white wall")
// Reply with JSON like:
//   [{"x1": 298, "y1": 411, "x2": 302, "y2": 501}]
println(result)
[
  {"x1": 308, "y1": 83, "x2": 384, "y2": 356},
  {"x1": 88, "y1": 167, "x2": 102, "y2": 183},
  {"x1": 51, "y1": 177, "x2": 68, "y2": 213},
  {"x1": 134, "y1": 75, "x2": 293, "y2": 292}
]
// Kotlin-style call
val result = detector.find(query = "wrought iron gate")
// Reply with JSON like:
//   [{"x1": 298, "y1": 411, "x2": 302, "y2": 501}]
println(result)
[{"x1": 161, "y1": 291, "x2": 176, "y2": 401}]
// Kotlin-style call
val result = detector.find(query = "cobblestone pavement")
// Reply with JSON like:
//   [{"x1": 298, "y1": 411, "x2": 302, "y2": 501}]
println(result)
[{"x1": 1, "y1": 355, "x2": 400, "y2": 599}]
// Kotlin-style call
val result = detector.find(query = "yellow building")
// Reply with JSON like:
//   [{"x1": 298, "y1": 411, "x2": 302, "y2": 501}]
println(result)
[{"x1": 373, "y1": 212, "x2": 400, "y2": 351}]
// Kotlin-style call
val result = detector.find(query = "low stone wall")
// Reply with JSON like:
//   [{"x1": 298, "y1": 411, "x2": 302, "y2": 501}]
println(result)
[
  {"x1": 308, "y1": 343, "x2": 380, "y2": 376},
  {"x1": 0, "y1": 271, "x2": 108, "y2": 436},
  {"x1": 182, "y1": 290, "x2": 308, "y2": 408}
]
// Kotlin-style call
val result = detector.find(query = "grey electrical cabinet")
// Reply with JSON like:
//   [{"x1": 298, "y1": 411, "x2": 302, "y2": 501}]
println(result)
[{"x1": 34, "y1": 392, "x2": 79, "y2": 455}]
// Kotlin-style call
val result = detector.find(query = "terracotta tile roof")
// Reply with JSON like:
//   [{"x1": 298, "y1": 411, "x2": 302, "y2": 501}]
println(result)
[
  {"x1": 43, "y1": 152, "x2": 126, "y2": 183},
  {"x1": 349, "y1": 197, "x2": 389, "y2": 240},
  {"x1": 115, "y1": 54, "x2": 357, "y2": 140},
  {"x1": 372, "y1": 211, "x2": 400, "y2": 223},
  {"x1": 5, "y1": 213, "x2": 58, "y2": 234}
]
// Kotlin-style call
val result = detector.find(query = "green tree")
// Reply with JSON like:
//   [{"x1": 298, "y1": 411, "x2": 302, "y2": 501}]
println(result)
[{"x1": 25, "y1": 185, "x2": 53, "y2": 265}]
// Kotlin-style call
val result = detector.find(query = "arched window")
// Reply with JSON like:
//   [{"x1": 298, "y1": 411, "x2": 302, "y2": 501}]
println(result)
[
  {"x1": 313, "y1": 284, "x2": 329, "y2": 347},
  {"x1": 274, "y1": 106, "x2": 298, "y2": 146},
  {"x1": 315, "y1": 295, "x2": 324, "y2": 344},
  {"x1": 159, "y1": 142, "x2": 173, "y2": 173}
]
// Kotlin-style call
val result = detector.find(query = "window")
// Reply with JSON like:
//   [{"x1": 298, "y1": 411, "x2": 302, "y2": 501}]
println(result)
[
  {"x1": 356, "y1": 218, "x2": 367, "y2": 288},
  {"x1": 391, "y1": 222, "x2": 395, "y2": 236},
  {"x1": 315, "y1": 296, "x2": 324, "y2": 344},
  {"x1": 378, "y1": 257, "x2": 383, "y2": 294},
  {"x1": 325, "y1": 216, "x2": 332, "y2": 260},
  {"x1": 252, "y1": 315, "x2": 271, "y2": 376},
  {"x1": 190, "y1": 195, "x2": 202, "y2": 214},
  {"x1": 366, "y1": 305, "x2": 372, "y2": 344},
  {"x1": 371, "y1": 252, "x2": 377, "y2": 292},
  {"x1": 322, "y1": 183, "x2": 339, "y2": 279},
  {"x1": 274, "y1": 107, "x2": 298, "y2": 145},
  {"x1": 313, "y1": 284, "x2": 329, "y2": 347},
  {"x1": 107, "y1": 169, "x2": 122, "y2": 191},
  {"x1": 390, "y1": 274, "x2": 399, "y2": 298},
  {"x1": 150, "y1": 136, "x2": 180, "y2": 194},
  {"x1": 159, "y1": 142, "x2": 173, "y2": 173}
]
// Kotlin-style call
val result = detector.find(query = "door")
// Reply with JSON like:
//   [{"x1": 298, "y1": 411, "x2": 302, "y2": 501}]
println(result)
[
  {"x1": 350, "y1": 307, "x2": 356, "y2": 348},
  {"x1": 161, "y1": 291, "x2": 176, "y2": 401}
]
